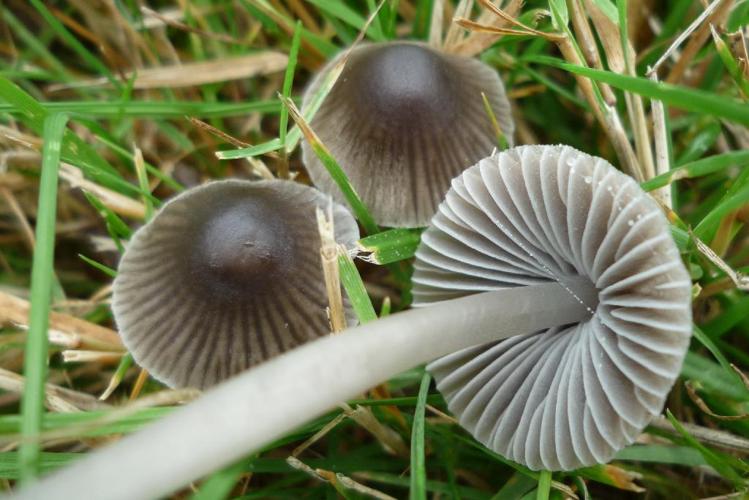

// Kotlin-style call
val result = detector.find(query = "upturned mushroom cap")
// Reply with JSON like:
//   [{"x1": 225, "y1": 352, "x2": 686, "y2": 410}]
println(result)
[
  {"x1": 301, "y1": 42, "x2": 514, "y2": 227},
  {"x1": 412, "y1": 145, "x2": 692, "y2": 470},
  {"x1": 112, "y1": 179, "x2": 359, "y2": 389}
]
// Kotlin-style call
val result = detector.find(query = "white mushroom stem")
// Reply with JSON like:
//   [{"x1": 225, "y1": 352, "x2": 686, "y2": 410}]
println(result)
[{"x1": 18, "y1": 280, "x2": 596, "y2": 500}]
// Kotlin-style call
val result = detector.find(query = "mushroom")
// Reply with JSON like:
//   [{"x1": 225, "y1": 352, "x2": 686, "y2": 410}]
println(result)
[
  {"x1": 20, "y1": 145, "x2": 691, "y2": 499},
  {"x1": 411, "y1": 144, "x2": 692, "y2": 469},
  {"x1": 112, "y1": 179, "x2": 359, "y2": 389},
  {"x1": 301, "y1": 41, "x2": 514, "y2": 227}
]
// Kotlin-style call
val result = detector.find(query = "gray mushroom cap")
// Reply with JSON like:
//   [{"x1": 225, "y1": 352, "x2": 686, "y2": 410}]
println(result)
[
  {"x1": 112, "y1": 179, "x2": 360, "y2": 389},
  {"x1": 301, "y1": 42, "x2": 514, "y2": 227},
  {"x1": 412, "y1": 145, "x2": 692, "y2": 470}
]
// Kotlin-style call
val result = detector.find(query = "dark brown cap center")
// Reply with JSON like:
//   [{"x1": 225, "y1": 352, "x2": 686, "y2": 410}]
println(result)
[
  {"x1": 345, "y1": 43, "x2": 459, "y2": 126},
  {"x1": 188, "y1": 198, "x2": 293, "y2": 298}
]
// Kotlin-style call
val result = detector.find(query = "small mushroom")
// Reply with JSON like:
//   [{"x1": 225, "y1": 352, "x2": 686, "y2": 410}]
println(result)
[
  {"x1": 23, "y1": 146, "x2": 691, "y2": 499},
  {"x1": 412, "y1": 144, "x2": 692, "y2": 469},
  {"x1": 112, "y1": 179, "x2": 359, "y2": 389},
  {"x1": 302, "y1": 41, "x2": 514, "y2": 227}
]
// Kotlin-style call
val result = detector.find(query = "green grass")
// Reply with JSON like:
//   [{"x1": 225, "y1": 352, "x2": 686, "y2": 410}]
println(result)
[
  {"x1": 2, "y1": 0, "x2": 749, "y2": 498},
  {"x1": 18, "y1": 112, "x2": 68, "y2": 483},
  {"x1": 409, "y1": 372, "x2": 430, "y2": 500}
]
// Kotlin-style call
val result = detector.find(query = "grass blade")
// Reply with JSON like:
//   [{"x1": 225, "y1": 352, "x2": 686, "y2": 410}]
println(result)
[
  {"x1": 28, "y1": 0, "x2": 121, "y2": 89},
  {"x1": 641, "y1": 150, "x2": 749, "y2": 191},
  {"x1": 665, "y1": 410, "x2": 745, "y2": 487},
  {"x1": 614, "y1": 444, "x2": 707, "y2": 467},
  {"x1": 215, "y1": 138, "x2": 282, "y2": 160},
  {"x1": 338, "y1": 251, "x2": 378, "y2": 324},
  {"x1": 78, "y1": 254, "x2": 117, "y2": 278},
  {"x1": 19, "y1": 113, "x2": 69, "y2": 483},
  {"x1": 528, "y1": 56, "x2": 749, "y2": 126},
  {"x1": 409, "y1": 372, "x2": 430, "y2": 500},
  {"x1": 694, "y1": 173, "x2": 749, "y2": 239},
  {"x1": 280, "y1": 95, "x2": 379, "y2": 235},
  {"x1": 693, "y1": 325, "x2": 734, "y2": 373},
  {"x1": 279, "y1": 22, "x2": 303, "y2": 149},
  {"x1": 308, "y1": 0, "x2": 386, "y2": 41},
  {"x1": 357, "y1": 229, "x2": 422, "y2": 265},
  {"x1": 535, "y1": 470, "x2": 551, "y2": 500},
  {"x1": 191, "y1": 458, "x2": 249, "y2": 500},
  {"x1": 0, "y1": 100, "x2": 281, "y2": 118}
]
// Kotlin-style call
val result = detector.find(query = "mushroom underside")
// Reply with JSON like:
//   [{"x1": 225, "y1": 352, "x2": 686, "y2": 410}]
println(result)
[{"x1": 413, "y1": 144, "x2": 692, "y2": 470}]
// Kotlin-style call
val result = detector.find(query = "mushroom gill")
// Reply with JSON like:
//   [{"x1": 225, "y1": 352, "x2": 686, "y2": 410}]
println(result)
[{"x1": 413, "y1": 144, "x2": 692, "y2": 470}]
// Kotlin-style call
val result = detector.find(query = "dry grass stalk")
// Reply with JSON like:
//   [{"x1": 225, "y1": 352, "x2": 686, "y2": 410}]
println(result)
[
  {"x1": 0, "y1": 367, "x2": 109, "y2": 413},
  {"x1": 4, "y1": 388, "x2": 201, "y2": 448},
  {"x1": 47, "y1": 5, "x2": 127, "y2": 72},
  {"x1": 137, "y1": 7, "x2": 184, "y2": 30},
  {"x1": 140, "y1": 7, "x2": 245, "y2": 45},
  {"x1": 305, "y1": 206, "x2": 411, "y2": 461},
  {"x1": 320, "y1": 472, "x2": 397, "y2": 500},
  {"x1": 568, "y1": 0, "x2": 616, "y2": 104},
  {"x1": 426, "y1": 404, "x2": 458, "y2": 424},
  {"x1": 129, "y1": 368, "x2": 149, "y2": 400},
  {"x1": 65, "y1": 0, "x2": 143, "y2": 67},
  {"x1": 0, "y1": 290, "x2": 123, "y2": 351},
  {"x1": 1, "y1": 147, "x2": 146, "y2": 220},
  {"x1": 0, "y1": 125, "x2": 43, "y2": 150},
  {"x1": 242, "y1": 0, "x2": 326, "y2": 65},
  {"x1": 46, "y1": 328, "x2": 81, "y2": 349},
  {"x1": 599, "y1": 465, "x2": 645, "y2": 493},
  {"x1": 650, "y1": 415, "x2": 749, "y2": 454},
  {"x1": 0, "y1": 186, "x2": 35, "y2": 251},
  {"x1": 443, "y1": 0, "x2": 475, "y2": 49},
  {"x1": 0, "y1": 169, "x2": 30, "y2": 191},
  {"x1": 600, "y1": 106, "x2": 642, "y2": 180},
  {"x1": 277, "y1": 0, "x2": 383, "y2": 156},
  {"x1": 316, "y1": 206, "x2": 346, "y2": 333},
  {"x1": 558, "y1": 31, "x2": 642, "y2": 178},
  {"x1": 286, "y1": 0, "x2": 322, "y2": 34},
  {"x1": 286, "y1": 410, "x2": 408, "y2": 498},
  {"x1": 623, "y1": 90, "x2": 655, "y2": 180},
  {"x1": 99, "y1": 0, "x2": 154, "y2": 67},
  {"x1": 691, "y1": 232, "x2": 749, "y2": 291},
  {"x1": 665, "y1": 0, "x2": 734, "y2": 84},
  {"x1": 340, "y1": 403, "x2": 409, "y2": 456},
  {"x1": 428, "y1": 0, "x2": 446, "y2": 48},
  {"x1": 685, "y1": 381, "x2": 749, "y2": 421},
  {"x1": 648, "y1": 0, "x2": 725, "y2": 77},
  {"x1": 455, "y1": 1, "x2": 641, "y2": 177},
  {"x1": 48, "y1": 52, "x2": 288, "y2": 91},
  {"x1": 648, "y1": 72, "x2": 673, "y2": 207},
  {"x1": 290, "y1": 412, "x2": 348, "y2": 457},
  {"x1": 188, "y1": 117, "x2": 275, "y2": 179},
  {"x1": 59, "y1": 163, "x2": 146, "y2": 220},
  {"x1": 583, "y1": 0, "x2": 654, "y2": 180},
  {"x1": 447, "y1": 0, "x2": 524, "y2": 56},
  {"x1": 459, "y1": 0, "x2": 565, "y2": 42},
  {"x1": 61, "y1": 350, "x2": 123, "y2": 364},
  {"x1": 711, "y1": 209, "x2": 738, "y2": 256},
  {"x1": 286, "y1": 457, "x2": 397, "y2": 500}
]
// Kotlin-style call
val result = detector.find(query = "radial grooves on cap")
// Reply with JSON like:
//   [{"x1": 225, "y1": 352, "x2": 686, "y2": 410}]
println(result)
[
  {"x1": 412, "y1": 145, "x2": 692, "y2": 470},
  {"x1": 302, "y1": 42, "x2": 514, "y2": 227},
  {"x1": 112, "y1": 180, "x2": 360, "y2": 389}
]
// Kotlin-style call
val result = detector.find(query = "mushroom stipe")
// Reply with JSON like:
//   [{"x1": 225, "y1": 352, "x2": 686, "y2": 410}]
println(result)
[{"x1": 19, "y1": 145, "x2": 691, "y2": 499}]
